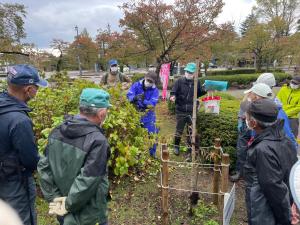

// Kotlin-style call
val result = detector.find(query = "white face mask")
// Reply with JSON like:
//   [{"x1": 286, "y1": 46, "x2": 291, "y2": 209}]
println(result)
[
  {"x1": 247, "y1": 97, "x2": 252, "y2": 102},
  {"x1": 144, "y1": 80, "x2": 153, "y2": 88},
  {"x1": 110, "y1": 67, "x2": 118, "y2": 73},
  {"x1": 245, "y1": 119, "x2": 252, "y2": 130},
  {"x1": 290, "y1": 83, "x2": 299, "y2": 89},
  {"x1": 185, "y1": 72, "x2": 194, "y2": 80}
]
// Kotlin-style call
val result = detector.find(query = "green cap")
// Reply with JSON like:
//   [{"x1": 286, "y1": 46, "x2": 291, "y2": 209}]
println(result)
[
  {"x1": 184, "y1": 62, "x2": 196, "y2": 73},
  {"x1": 79, "y1": 88, "x2": 112, "y2": 108}
]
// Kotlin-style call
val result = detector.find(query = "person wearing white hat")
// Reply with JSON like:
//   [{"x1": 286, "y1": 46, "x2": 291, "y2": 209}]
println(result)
[
  {"x1": 254, "y1": 73, "x2": 276, "y2": 87},
  {"x1": 231, "y1": 80, "x2": 297, "y2": 182},
  {"x1": 246, "y1": 83, "x2": 297, "y2": 147},
  {"x1": 244, "y1": 83, "x2": 274, "y2": 99}
]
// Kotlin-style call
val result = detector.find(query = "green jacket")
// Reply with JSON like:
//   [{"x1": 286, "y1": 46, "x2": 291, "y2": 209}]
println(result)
[
  {"x1": 277, "y1": 85, "x2": 300, "y2": 118},
  {"x1": 37, "y1": 116, "x2": 110, "y2": 225}
]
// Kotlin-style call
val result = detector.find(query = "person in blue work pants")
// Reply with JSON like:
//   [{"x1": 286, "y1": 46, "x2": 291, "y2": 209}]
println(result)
[{"x1": 127, "y1": 71, "x2": 159, "y2": 157}]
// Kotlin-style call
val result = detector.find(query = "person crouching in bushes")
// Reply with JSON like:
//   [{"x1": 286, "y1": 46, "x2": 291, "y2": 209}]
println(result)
[{"x1": 127, "y1": 72, "x2": 159, "y2": 158}]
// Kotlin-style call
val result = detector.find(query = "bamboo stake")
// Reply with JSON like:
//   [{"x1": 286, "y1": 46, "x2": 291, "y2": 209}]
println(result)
[
  {"x1": 189, "y1": 60, "x2": 201, "y2": 213},
  {"x1": 212, "y1": 138, "x2": 221, "y2": 205},
  {"x1": 219, "y1": 153, "x2": 230, "y2": 225},
  {"x1": 161, "y1": 144, "x2": 169, "y2": 225}
]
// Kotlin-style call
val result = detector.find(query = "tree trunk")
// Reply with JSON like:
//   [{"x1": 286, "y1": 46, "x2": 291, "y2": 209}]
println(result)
[{"x1": 56, "y1": 54, "x2": 63, "y2": 72}]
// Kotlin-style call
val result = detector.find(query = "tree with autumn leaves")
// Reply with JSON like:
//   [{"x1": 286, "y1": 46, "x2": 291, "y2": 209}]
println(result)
[{"x1": 118, "y1": 0, "x2": 224, "y2": 73}]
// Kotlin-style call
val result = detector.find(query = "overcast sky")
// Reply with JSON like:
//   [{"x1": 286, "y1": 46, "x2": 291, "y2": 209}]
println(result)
[{"x1": 5, "y1": 0, "x2": 256, "y2": 49}]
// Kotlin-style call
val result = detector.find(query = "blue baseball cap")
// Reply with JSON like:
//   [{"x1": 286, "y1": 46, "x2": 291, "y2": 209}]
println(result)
[
  {"x1": 80, "y1": 88, "x2": 112, "y2": 108},
  {"x1": 7, "y1": 64, "x2": 48, "y2": 87},
  {"x1": 108, "y1": 59, "x2": 118, "y2": 66}
]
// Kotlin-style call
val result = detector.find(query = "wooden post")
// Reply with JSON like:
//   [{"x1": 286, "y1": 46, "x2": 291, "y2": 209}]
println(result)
[
  {"x1": 189, "y1": 60, "x2": 201, "y2": 213},
  {"x1": 161, "y1": 144, "x2": 169, "y2": 225},
  {"x1": 191, "y1": 59, "x2": 200, "y2": 163},
  {"x1": 218, "y1": 153, "x2": 230, "y2": 225},
  {"x1": 212, "y1": 138, "x2": 221, "y2": 206}
]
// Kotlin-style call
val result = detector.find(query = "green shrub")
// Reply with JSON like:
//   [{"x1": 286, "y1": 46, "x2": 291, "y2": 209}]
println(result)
[
  {"x1": 0, "y1": 80, "x2": 6, "y2": 91},
  {"x1": 131, "y1": 73, "x2": 145, "y2": 83},
  {"x1": 200, "y1": 72, "x2": 291, "y2": 87},
  {"x1": 207, "y1": 68, "x2": 282, "y2": 76},
  {"x1": 167, "y1": 100, "x2": 175, "y2": 115},
  {"x1": 31, "y1": 74, "x2": 155, "y2": 177},
  {"x1": 192, "y1": 200, "x2": 218, "y2": 224},
  {"x1": 207, "y1": 68, "x2": 256, "y2": 76},
  {"x1": 197, "y1": 92, "x2": 239, "y2": 167}
]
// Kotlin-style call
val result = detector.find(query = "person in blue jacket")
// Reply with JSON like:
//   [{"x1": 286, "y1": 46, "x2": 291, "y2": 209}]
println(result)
[
  {"x1": 127, "y1": 71, "x2": 159, "y2": 157},
  {"x1": 0, "y1": 64, "x2": 48, "y2": 225}
]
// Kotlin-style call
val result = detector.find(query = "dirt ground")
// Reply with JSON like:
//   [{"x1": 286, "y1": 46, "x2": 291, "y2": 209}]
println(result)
[{"x1": 108, "y1": 102, "x2": 248, "y2": 225}]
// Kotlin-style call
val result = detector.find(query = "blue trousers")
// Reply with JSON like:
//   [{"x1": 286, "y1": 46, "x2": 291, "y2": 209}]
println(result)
[
  {"x1": 0, "y1": 176, "x2": 37, "y2": 225},
  {"x1": 142, "y1": 121, "x2": 158, "y2": 156}
]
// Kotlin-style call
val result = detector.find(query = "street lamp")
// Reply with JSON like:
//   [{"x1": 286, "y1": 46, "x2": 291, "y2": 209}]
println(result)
[{"x1": 74, "y1": 25, "x2": 82, "y2": 76}]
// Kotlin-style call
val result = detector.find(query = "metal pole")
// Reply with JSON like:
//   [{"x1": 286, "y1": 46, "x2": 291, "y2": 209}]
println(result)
[{"x1": 75, "y1": 25, "x2": 82, "y2": 76}]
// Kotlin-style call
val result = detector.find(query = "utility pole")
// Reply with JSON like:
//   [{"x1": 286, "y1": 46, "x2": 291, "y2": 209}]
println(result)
[
  {"x1": 107, "y1": 23, "x2": 111, "y2": 34},
  {"x1": 74, "y1": 25, "x2": 83, "y2": 76}
]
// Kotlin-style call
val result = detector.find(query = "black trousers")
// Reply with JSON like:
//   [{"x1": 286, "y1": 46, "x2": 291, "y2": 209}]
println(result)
[
  {"x1": 174, "y1": 112, "x2": 192, "y2": 148},
  {"x1": 236, "y1": 129, "x2": 252, "y2": 174}
]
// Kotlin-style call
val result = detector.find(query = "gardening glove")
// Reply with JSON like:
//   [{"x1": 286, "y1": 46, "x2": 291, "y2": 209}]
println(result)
[{"x1": 49, "y1": 197, "x2": 68, "y2": 216}]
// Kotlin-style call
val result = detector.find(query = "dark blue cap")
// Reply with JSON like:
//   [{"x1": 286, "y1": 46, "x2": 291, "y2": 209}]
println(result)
[
  {"x1": 7, "y1": 64, "x2": 48, "y2": 87},
  {"x1": 108, "y1": 59, "x2": 118, "y2": 66}
]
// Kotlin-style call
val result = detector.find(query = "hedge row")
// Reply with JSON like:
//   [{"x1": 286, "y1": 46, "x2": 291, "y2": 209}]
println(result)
[
  {"x1": 206, "y1": 68, "x2": 282, "y2": 76},
  {"x1": 131, "y1": 72, "x2": 291, "y2": 90},
  {"x1": 199, "y1": 72, "x2": 291, "y2": 87}
]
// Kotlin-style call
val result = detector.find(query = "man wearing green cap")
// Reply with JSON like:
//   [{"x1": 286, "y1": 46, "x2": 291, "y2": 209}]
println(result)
[
  {"x1": 170, "y1": 62, "x2": 206, "y2": 159},
  {"x1": 37, "y1": 88, "x2": 111, "y2": 225}
]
